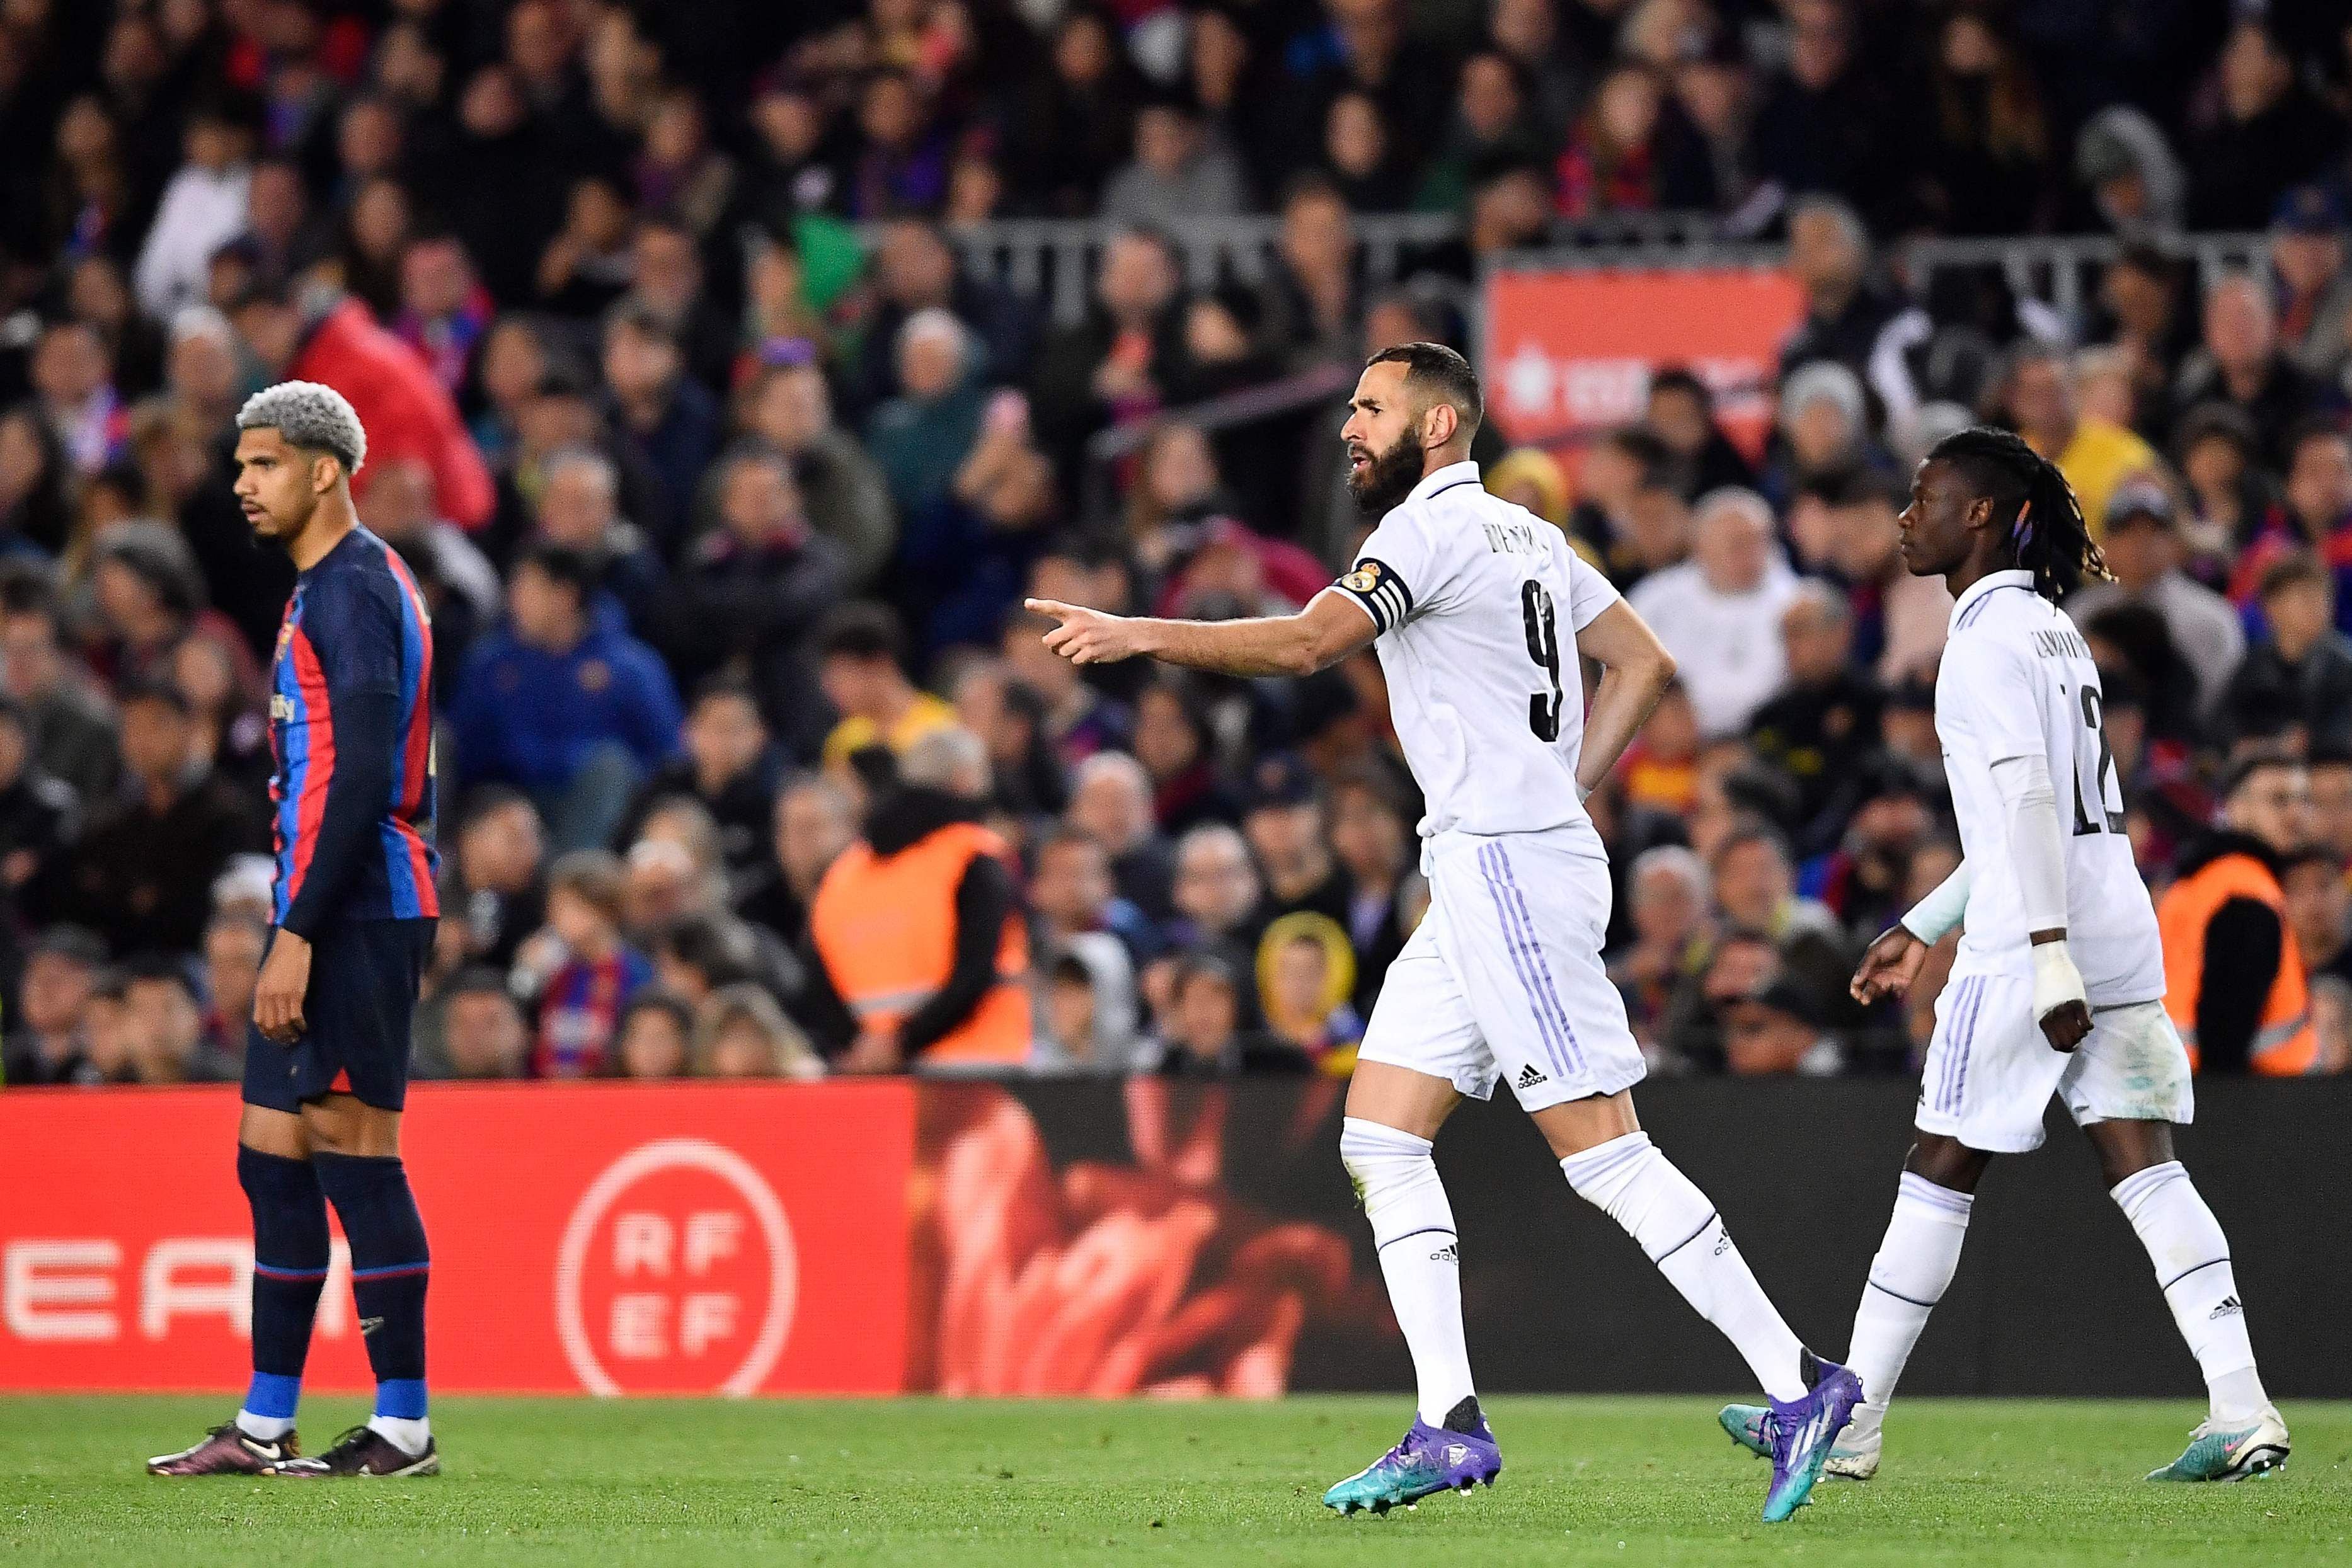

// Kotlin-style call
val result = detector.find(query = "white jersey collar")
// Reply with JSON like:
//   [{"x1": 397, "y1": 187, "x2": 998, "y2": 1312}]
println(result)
[
  {"x1": 1406, "y1": 460, "x2": 1484, "y2": 505},
  {"x1": 1948, "y1": 568, "x2": 2035, "y2": 630}
]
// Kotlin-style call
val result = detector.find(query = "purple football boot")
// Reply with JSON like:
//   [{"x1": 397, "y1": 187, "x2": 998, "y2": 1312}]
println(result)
[
  {"x1": 1323, "y1": 1397, "x2": 1501, "y2": 1516},
  {"x1": 1760, "y1": 1351, "x2": 1864, "y2": 1523}
]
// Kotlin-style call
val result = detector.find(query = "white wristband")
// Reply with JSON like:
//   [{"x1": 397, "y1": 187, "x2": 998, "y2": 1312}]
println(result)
[{"x1": 2030, "y1": 941, "x2": 2087, "y2": 1022}]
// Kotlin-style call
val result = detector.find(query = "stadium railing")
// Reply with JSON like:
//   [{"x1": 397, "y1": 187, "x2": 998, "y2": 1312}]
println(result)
[{"x1": 926, "y1": 211, "x2": 1724, "y2": 324}]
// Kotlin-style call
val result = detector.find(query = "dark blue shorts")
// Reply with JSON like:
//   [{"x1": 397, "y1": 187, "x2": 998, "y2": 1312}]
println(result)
[{"x1": 242, "y1": 918, "x2": 435, "y2": 1114}]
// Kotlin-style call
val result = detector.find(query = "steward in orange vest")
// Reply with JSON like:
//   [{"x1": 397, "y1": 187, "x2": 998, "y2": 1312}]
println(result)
[
  {"x1": 2157, "y1": 832, "x2": 2318, "y2": 1075},
  {"x1": 808, "y1": 779, "x2": 1030, "y2": 1068}
]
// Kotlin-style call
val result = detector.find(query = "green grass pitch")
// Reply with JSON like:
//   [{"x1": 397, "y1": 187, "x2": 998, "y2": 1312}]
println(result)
[{"x1": 4, "y1": 1395, "x2": 2347, "y2": 1565}]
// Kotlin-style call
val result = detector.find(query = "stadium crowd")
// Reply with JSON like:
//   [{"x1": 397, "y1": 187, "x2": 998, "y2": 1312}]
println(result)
[{"x1": 2, "y1": 0, "x2": 2352, "y2": 1089}]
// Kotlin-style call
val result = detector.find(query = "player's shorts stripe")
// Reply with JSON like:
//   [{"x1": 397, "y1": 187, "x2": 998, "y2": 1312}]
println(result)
[
  {"x1": 1932, "y1": 979, "x2": 1965, "y2": 1111},
  {"x1": 1488, "y1": 845, "x2": 1586, "y2": 1075},
  {"x1": 1476, "y1": 844, "x2": 1572, "y2": 1078},
  {"x1": 1947, "y1": 976, "x2": 1986, "y2": 1112},
  {"x1": 1483, "y1": 842, "x2": 1581, "y2": 1078}
]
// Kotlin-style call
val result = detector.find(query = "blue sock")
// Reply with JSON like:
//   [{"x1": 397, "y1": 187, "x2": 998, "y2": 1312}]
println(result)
[
  {"x1": 238, "y1": 1147, "x2": 328, "y2": 1432},
  {"x1": 311, "y1": 1152, "x2": 430, "y2": 1424}
]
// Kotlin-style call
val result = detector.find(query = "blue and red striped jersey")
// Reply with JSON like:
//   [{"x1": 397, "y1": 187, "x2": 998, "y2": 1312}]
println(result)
[{"x1": 269, "y1": 525, "x2": 440, "y2": 936}]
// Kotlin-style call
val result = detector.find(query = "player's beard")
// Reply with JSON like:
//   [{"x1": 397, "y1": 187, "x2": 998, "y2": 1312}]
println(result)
[{"x1": 1346, "y1": 430, "x2": 1423, "y2": 518}]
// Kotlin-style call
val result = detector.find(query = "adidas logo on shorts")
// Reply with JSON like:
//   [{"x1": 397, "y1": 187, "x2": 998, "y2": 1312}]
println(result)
[{"x1": 1516, "y1": 1064, "x2": 1547, "y2": 1089}]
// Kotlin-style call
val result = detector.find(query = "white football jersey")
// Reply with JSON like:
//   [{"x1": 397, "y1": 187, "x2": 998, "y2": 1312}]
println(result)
[
  {"x1": 1331, "y1": 461, "x2": 1622, "y2": 852},
  {"x1": 1935, "y1": 568, "x2": 2165, "y2": 1005}
]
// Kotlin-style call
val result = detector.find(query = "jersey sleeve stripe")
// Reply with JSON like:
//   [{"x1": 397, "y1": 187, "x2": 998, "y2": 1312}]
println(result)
[{"x1": 285, "y1": 627, "x2": 336, "y2": 912}]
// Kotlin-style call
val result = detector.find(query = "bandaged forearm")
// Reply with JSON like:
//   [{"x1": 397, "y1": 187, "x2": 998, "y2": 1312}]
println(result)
[
  {"x1": 1988, "y1": 752, "x2": 2069, "y2": 934},
  {"x1": 1900, "y1": 862, "x2": 1971, "y2": 944}
]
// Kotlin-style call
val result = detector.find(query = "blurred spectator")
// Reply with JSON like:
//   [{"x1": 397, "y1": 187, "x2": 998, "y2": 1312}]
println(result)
[
  {"x1": 694, "y1": 982, "x2": 823, "y2": 1080},
  {"x1": 2170, "y1": 273, "x2": 2331, "y2": 470},
  {"x1": 1032, "y1": 229, "x2": 1185, "y2": 473},
  {"x1": 1918, "y1": 9, "x2": 2053, "y2": 237},
  {"x1": 1328, "y1": 765, "x2": 1421, "y2": 1010},
  {"x1": 2273, "y1": 186, "x2": 2352, "y2": 391},
  {"x1": 615, "y1": 991, "x2": 694, "y2": 1080},
  {"x1": 1027, "y1": 828, "x2": 1145, "y2": 1066},
  {"x1": 122, "y1": 955, "x2": 216, "y2": 1084},
  {"x1": 1005, "y1": 11, "x2": 1142, "y2": 216},
  {"x1": 1993, "y1": 341, "x2": 2159, "y2": 542},
  {"x1": 2281, "y1": 847, "x2": 2352, "y2": 992},
  {"x1": 738, "y1": 349, "x2": 896, "y2": 590},
  {"x1": 134, "y1": 101, "x2": 253, "y2": 321},
  {"x1": 0, "y1": 406, "x2": 74, "y2": 559},
  {"x1": 1748, "y1": 581, "x2": 1884, "y2": 849},
  {"x1": 393, "y1": 234, "x2": 496, "y2": 399},
  {"x1": 520, "y1": 848, "x2": 655, "y2": 1079},
  {"x1": 2183, "y1": 21, "x2": 2346, "y2": 232},
  {"x1": 86, "y1": 521, "x2": 259, "y2": 702},
  {"x1": 2073, "y1": 105, "x2": 2186, "y2": 240},
  {"x1": 1001, "y1": 608, "x2": 1132, "y2": 767},
  {"x1": 0, "y1": 695, "x2": 79, "y2": 921},
  {"x1": 1765, "y1": 360, "x2": 1873, "y2": 511},
  {"x1": 2065, "y1": 481, "x2": 2242, "y2": 719},
  {"x1": 738, "y1": 774, "x2": 857, "y2": 952},
  {"x1": 1145, "y1": 950, "x2": 1308, "y2": 1076},
  {"x1": 1135, "y1": 676, "x2": 1243, "y2": 835},
  {"x1": 1068, "y1": 749, "x2": 1176, "y2": 920},
  {"x1": 1706, "y1": 823, "x2": 1851, "y2": 1023},
  {"x1": 866, "y1": 308, "x2": 989, "y2": 523},
  {"x1": 2279, "y1": 421, "x2": 2352, "y2": 610},
  {"x1": 1101, "y1": 88, "x2": 1249, "y2": 228},
  {"x1": 37, "y1": 680, "x2": 262, "y2": 956},
  {"x1": 1644, "y1": 368, "x2": 1756, "y2": 498},
  {"x1": 2220, "y1": 552, "x2": 2352, "y2": 752},
  {"x1": 1802, "y1": 765, "x2": 1936, "y2": 945},
  {"x1": 1256, "y1": 913, "x2": 1363, "y2": 1067},
  {"x1": 1258, "y1": 178, "x2": 1362, "y2": 372},
  {"x1": 1240, "y1": 753, "x2": 1349, "y2": 927},
  {"x1": 621, "y1": 215, "x2": 733, "y2": 398},
  {"x1": 620, "y1": 677, "x2": 785, "y2": 884},
  {"x1": 1610, "y1": 845, "x2": 1712, "y2": 1046},
  {"x1": 416, "y1": 968, "x2": 529, "y2": 1081},
  {"x1": 1032, "y1": 948, "x2": 1141, "y2": 1075},
  {"x1": 847, "y1": 220, "x2": 1035, "y2": 416},
  {"x1": 1169, "y1": 821, "x2": 1264, "y2": 959},
  {"x1": 1775, "y1": 196, "x2": 1900, "y2": 383},
  {"x1": 529, "y1": 445, "x2": 663, "y2": 636},
  {"x1": 1627, "y1": 488, "x2": 1798, "y2": 736},
  {"x1": 439, "y1": 787, "x2": 547, "y2": 978},
  {"x1": 2, "y1": 927, "x2": 107, "y2": 1085},
  {"x1": 32, "y1": 319, "x2": 127, "y2": 476},
  {"x1": 657, "y1": 445, "x2": 847, "y2": 729},
  {"x1": 450, "y1": 542, "x2": 684, "y2": 853},
  {"x1": 588, "y1": 303, "x2": 708, "y2": 544},
  {"x1": 808, "y1": 726, "x2": 1031, "y2": 1072},
  {"x1": 816, "y1": 603, "x2": 956, "y2": 769},
  {"x1": 2157, "y1": 751, "x2": 2320, "y2": 1076},
  {"x1": 1554, "y1": 59, "x2": 1712, "y2": 217},
  {"x1": 1722, "y1": 980, "x2": 1845, "y2": 1076},
  {"x1": 197, "y1": 910, "x2": 265, "y2": 1069}
]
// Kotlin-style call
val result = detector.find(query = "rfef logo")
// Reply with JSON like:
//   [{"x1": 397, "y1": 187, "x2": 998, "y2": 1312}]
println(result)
[{"x1": 554, "y1": 1138, "x2": 798, "y2": 1396}]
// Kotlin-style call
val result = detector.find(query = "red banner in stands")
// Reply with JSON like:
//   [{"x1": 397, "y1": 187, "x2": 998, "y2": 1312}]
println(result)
[
  {"x1": 1482, "y1": 267, "x2": 1807, "y2": 459},
  {"x1": 0, "y1": 1081, "x2": 917, "y2": 1395}
]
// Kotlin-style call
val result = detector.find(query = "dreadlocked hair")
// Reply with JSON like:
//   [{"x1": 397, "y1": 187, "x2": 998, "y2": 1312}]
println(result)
[{"x1": 1927, "y1": 425, "x2": 2110, "y2": 602}]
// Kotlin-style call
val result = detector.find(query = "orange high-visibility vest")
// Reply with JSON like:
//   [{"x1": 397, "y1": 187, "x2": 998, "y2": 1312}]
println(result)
[
  {"x1": 809, "y1": 820, "x2": 1030, "y2": 1065},
  {"x1": 2157, "y1": 851, "x2": 2317, "y2": 1075}
]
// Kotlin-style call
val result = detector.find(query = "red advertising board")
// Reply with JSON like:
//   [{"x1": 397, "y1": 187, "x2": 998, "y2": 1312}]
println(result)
[
  {"x1": 1482, "y1": 268, "x2": 1807, "y2": 459},
  {"x1": 0, "y1": 1080, "x2": 916, "y2": 1395}
]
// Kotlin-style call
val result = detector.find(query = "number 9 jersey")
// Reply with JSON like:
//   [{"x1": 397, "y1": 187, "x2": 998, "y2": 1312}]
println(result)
[
  {"x1": 1331, "y1": 461, "x2": 1624, "y2": 857},
  {"x1": 1935, "y1": 569, "x2": 2165, "y2": 1006}
]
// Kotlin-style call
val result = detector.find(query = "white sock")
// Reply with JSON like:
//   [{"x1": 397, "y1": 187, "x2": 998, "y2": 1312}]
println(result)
[
  {"x1": 236, "y1": 1410, "x2": 295, "y2": 1441},
  {"x1": 1341, "y1": 1117, "x2": 1476, "y2": 1426},
  {"x1": 367, "y1": 1414, "x2": 432, "y2": 1453},
  {"x1": 1844, "y1": 1172, "x2": 1973, "y2": 1439},
  {"x1": 2112, "y1": 1161, "x2": 2268, "y2": 1422},
  {"x1": 1562, "y1": 1132, "x2": 1807, "y2": 1402}
]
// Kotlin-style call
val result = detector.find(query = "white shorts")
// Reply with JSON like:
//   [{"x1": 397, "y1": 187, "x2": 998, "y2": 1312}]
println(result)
[
  {"x1": 1357, "y1": 830, "x2": 1647, "y2": 1113},
  {"x1": 1916, "y1": 970, "x2": 2194, "y2": 1153}
]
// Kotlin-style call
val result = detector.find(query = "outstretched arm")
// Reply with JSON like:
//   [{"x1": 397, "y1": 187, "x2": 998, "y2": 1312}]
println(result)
[
  {"x1": 1024, "y1": 590, "x2": 1377, "y2": 679},
  {"x1": 1569, "y1": 600, "x2": 1676, "y2": 796}
]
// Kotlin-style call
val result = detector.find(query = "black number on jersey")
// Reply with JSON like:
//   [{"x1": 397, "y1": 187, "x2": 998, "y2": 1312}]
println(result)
[
  {"x1": 2072, "y1": 685, "x2": 2126, "y2": 835},
  {"x1": 1522, "y1": 580, "x2": 1563, "y2": 741}
]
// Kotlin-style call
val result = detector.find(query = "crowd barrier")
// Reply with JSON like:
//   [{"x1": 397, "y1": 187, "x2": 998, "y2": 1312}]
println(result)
[{"x1": 4, "y1": 1077, "x2": 2344, "y2": 1399}]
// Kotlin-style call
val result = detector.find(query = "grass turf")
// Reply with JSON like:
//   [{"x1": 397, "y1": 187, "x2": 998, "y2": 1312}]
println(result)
[{"x1": 3, "y1": 1395, "x2": 2346, "y2": 1565}]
